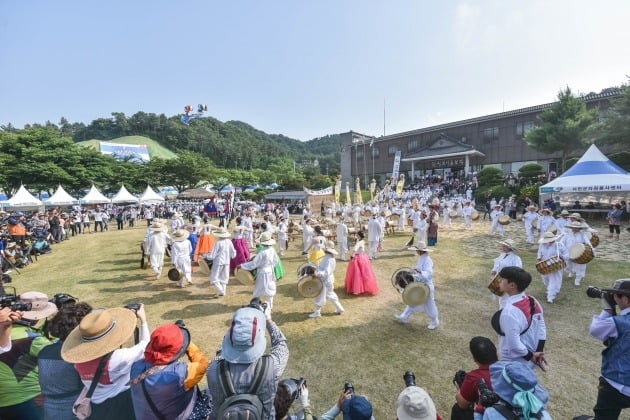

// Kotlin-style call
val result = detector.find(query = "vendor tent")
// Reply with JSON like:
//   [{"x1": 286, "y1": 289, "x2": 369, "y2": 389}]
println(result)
[
  {"x1": 139, "y1": 185, "x2": 165, "y2": 204},
  {"x1": 80, "y1": 185, "x2": 111, "y2": 205},
  {"x1": 539, "y1": 144, "x2": 630, "y2": 206},
  {"x1": 177, "y1": 188, "x2": 215, "y2": 200},
  {"x1": 111, "y1": 185, "x2": 139, "y2": 204},
  {"x1": 44, "y1": 185, "x2": 78, "y2": 206},
  {"x1": 5, "y1": 185, "x2": 43, "y2": 208}
]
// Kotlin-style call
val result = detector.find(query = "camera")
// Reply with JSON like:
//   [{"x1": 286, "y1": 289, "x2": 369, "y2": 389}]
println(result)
[
  {"x1": 452, "y1": 369, "x2": 466, "y2": 388},
  {"x1": 0, "y1": 294, "x2": 32, "y2": 312},
  {"x1": 344, "y1": 382, "x2": 354, "y2": 394},
  {"x1": 50, "y1": 293, "x2": 77, "y2": 309},
  {"x1": 476, "y1": 379, "x2": 499, "y2": 406},
  {"x1": 246, "y1": 297, "x2": 268, "y2": 313},
  {"x1": 124, "y1": 303, "x2": 141, "y2": 312},
  {"x1": 587, "y1": 286, "x2": 616, "y2": 308},
  {"x1": 282, "y1": 377, "x2": 306, "y2": 402},
  {"x1": 403, "y1": 371, "x2": 416, "y2": 387}
]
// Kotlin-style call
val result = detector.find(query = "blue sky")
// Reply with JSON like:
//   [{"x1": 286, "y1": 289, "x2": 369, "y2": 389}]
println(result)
[{"x1": 1, "y1": 1, "x2": 629, "y2": 141}]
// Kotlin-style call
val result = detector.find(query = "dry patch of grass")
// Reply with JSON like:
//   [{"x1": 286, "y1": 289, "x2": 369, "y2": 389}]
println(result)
[{"x1": 15, "y1": 220, "x2": 630, "y2": 418}]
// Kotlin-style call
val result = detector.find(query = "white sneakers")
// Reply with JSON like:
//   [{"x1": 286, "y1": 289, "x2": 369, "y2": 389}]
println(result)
[
  {"x1": 394, "y1": 314, "x2": 408, "y2": 324},
  {"x1": 308, "y1": 311, "x2": 321, "y2": 318},
  {"x1": 427, "y1": 320, "x2": 440, "y2": 330}
]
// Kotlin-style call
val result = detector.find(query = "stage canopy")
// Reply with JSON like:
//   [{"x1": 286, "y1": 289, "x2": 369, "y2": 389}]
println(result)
[
  {"x1": 80, "y1": 185, "x2": 111, "y2": 205},
  {"x1": 44, "y1": 185, "x2": 78, "y2": 206},
  {"x1": 111, "y1": 185, "x2": 139, "y2": 204},
  {"x1": 139, "y1": 185, "x2": 165, "y2": 204},
  {"x1": 4, "y1": 185, "x2": 43, "y2": 208},
  {"x1": 539, "y1": 144, "x2": 630, "y2": 206}
]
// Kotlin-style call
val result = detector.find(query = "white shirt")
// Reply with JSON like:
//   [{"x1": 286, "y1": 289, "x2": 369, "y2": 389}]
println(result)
[
  {"x1": 208, "y1": 238, "x2": 237, "y2": 265},
  {"x1": 498, "y1": 293, "x2": 546, "y2": 362},
  {"x1": 413, "y1": 253, "x2": 433, "y2": 285},
  {"x1": 491, "y1": 252, "x2": 522, "y2": 274}
]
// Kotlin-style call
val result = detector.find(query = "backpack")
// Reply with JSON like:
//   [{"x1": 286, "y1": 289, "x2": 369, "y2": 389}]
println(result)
[
  {"x1": 216, "y1": 355, "x2": 270, "y2": 420},
  {"x1": 491, "y1": 401, "x2": 544, "y2": 419}
]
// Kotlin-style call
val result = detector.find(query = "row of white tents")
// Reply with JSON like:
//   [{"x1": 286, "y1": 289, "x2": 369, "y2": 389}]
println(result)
[{"x1": 1, "y1": 185, "x2": 165, "y2": 209}]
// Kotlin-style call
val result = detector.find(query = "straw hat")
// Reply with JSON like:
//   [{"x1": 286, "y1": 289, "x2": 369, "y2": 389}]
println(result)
[
  {"x1": 150, "y1": 222, "x2": 165, "y2": 231},
  {"x1": 6, "y1": 242, "x2": 16, "y2": 248},
  {"x1": 569, "y1": 212, "x2": 582, "y2": 220},
  {"x1": 171, "y1": 229, "x2": 189, "y2": 242},
  {"x1": 324, "y1": 240, "x2": 338, "y2": 255},
  {"x1": 560, "y1": 209, "x2": 570, "y2": 217},
  {"x1": 257, "y1": 231, "x2": 275, "y2": 246},
  {"x1": 538, "y1": 232, "x2": 560, "y2": 244},
  {"x1": 213, "y1": 227, "x2": 231, "y2": 239},
  {"x1": 540, "y1": 208, "x2": 552, "y2": 215},
  {"x1": 526, "y1": 205, "x2": 537, "y2": 211},
  {"x1": 61, "y1": 308, "x2": 137, "y2": 363},
  {"x1": 18, "y1": 291, "x2": 58, "y2": 321},
  {"x1": 497, "y1": 239, "x2": 518, "y2": 251},
  {"x1": 408, "y1": 242, "x2": 432, "y2": 253},
  {"x1": 567, "y1": 220, "x2": 586, "y2": 229}
]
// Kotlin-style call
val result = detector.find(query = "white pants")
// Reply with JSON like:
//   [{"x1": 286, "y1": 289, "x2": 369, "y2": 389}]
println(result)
[
  {"x1": 368, "y1": 240, "x2": 379, "y2": 259},
  {"x1": 398, "y1": 285, "x2": 438, "y2": 322},
  {"x1": 174, "y1": 257, "x2": 192, "y2": 285},
  {"x1": 489, "y1": 221, "x2": 505, "y2": 236},
  {"x1": 150, "y1": 252, "x2": 165, "y2": 276},
  {"x1": 337, "y1": 238, "x2": 348, "y2": 260},
  {"x1": 542, "y1": 270, "x2": 563, "y2": 301},
  {"x1": 464, "y1": 216, "x2": 472, "y2": 229},
  {"x1": 314, "y1": 281, "x2": 344, "y2": 312},
  {"x1": 525, "y1": 227, "x2": 535, "y2": 243},
  {"x1": 210, "y1": 264, "x2": 230, "y2": 293},
  {"x1": 566, "y1": 261, "x2": 586, "y2": 284},
  {"x1": 278, "y1": 236, "x2": 287, "y2": 255}
]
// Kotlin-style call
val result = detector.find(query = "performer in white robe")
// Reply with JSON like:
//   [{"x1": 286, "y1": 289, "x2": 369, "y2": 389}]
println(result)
[
  {"x1": 491, "y1": 239, "x2": 523, "y2": 309},
  {"x1": 561, "y1": 220, "x2": 591, "y2": 287},
  {"x1": 537, "y1": 232, "x2": 569, "y2": 303},
  {"x1": 240, "y1": 232, "x2": 278, "y2": 311},
  {"x1": 309, "y1": 241, "x2": 345, "y2": 318},
  {"x1": 522, "y1": 206, "x2": 539, "y2": 244},
  {"x1": 488, "y1": 205, "x2": 506, "y2": 237},
  {"x1": 335, "y1": 219, "x2": 349, "y2": 261},
  {"x1": 207, "y1": 228, "x2": 236, "y2": 296},
  {"x1": 146, "y1": 222, "x2": 170, "y2": 279},
  {"x1": 170, "y1": 229, "x2": 193, "y2": 287}
]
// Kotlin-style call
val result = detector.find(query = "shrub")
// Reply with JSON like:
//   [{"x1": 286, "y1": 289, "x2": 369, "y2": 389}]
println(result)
[{"x1": 478, "y1": 167, "x2": 503, "y2": 187}]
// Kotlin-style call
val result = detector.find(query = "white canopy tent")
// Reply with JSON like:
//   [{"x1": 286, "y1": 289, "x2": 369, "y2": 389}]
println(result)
[
  {"x1": 44, "y1": 185, "x2": 78, "y2": 206},
  {"x1": 138, "y1": 185, "x2": 165, "y2": 204},
  {"x1": 4, "y1": 185, "x2": 43, "y2": 209},
  {"x1": 111, "y1": 185, "x2": 139, "y2": 204},
  {"x1": 539, "y1": 144, "x2": 630, "y2": 206},
  {"x1": 80, "y1": 185, "x2": 111, "y2": 205}
]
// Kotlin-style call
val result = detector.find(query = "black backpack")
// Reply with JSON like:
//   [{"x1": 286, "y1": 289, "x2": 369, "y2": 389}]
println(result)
[
  {"x1": 216, "y1": 355, "x2": 270, "y2": 420},
  {"x1": 491, "y1": 401, "x2": 544, "y2": 419}
]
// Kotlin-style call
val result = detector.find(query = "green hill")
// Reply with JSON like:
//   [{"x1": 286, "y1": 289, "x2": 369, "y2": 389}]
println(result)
[{"x1": 76, "y1": 135, "x2": 176, "y2": 160}]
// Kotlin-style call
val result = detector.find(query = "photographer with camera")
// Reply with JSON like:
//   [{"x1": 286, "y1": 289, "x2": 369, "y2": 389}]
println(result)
[
  {"x1": 583, "y1": 279, "x2": 630, "y2": 419},
  {"x1": 128, "y1": 320, "x2": 210, "y2": 420},
  {"x1": 320, "y1": 383, "x2": 374, "y2": 420},
  {"x1": 396, "y1": 371, "x2": 440, "y2": 420},
  {"x1": 274, "y1": 378, "x2": 313, "y2": 420},
  {"x1": 0, "y1": 291, "x2": 57, "y2": 419},
  {"x1": 452, "y1": 337, "x2": 499, "y2": 420},
  {"x1": 61, "y1": 303, "x2": 151, "y2": 419},
  {"x1": 206, "y1": 298, "x2": 289, "y2": 419},
  {"x1": 0, "y1": 306, "x2": 23, "y2": 354}
]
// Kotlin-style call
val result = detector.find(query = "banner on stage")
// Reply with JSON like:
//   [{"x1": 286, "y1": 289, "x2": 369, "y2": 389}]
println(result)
[{"x1": 303, "y1": 186, "x2": 333, "y2": 196}]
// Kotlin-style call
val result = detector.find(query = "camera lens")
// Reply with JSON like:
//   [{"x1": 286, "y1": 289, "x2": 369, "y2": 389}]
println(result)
[
  {"x1": 403, "y1": 371, "x2": 416, "y2": 387},
  {"x1": 343, "y1": 382, "x2": 354, "y2": 394},
  {"x1": 586, "y1": 286, "x2": 602, "y2": 299}
]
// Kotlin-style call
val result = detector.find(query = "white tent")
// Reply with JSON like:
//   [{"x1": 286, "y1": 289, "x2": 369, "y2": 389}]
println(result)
[
  {"x1": 539, "y1": 144, "x2": 630, "y2": 206},
  {"x1": 80, "y1": 185, "x2": 111, "y2": 205},
  {"x1": 138, "y1": 185, "x2": 165, "y2": 204},
  {"x1": 4, "y1": 185, "x2": 43, "y2": 208},
  {"x1": 111, "y1": 185, "x2": 139, "y2": 204},
  {"x1": 44, "y1": 185, "x2": 78, "y2": 206}
]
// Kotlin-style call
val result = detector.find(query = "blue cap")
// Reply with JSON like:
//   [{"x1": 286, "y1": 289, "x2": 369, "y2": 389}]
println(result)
[
  {"x1": 221, "y1": 307, "x2": 266, "y2": 363},
  {"x1": 342, "y1": 396, "x2": 372, "y2": 420}
]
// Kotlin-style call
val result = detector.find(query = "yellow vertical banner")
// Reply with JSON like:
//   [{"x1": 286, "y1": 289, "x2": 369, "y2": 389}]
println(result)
[
  {"x1": 334, "y1": 177, "x2": 341, "y2": 204},
  {"x1": 345, "y1": 181, "x2": 351, "y2": 205},
  {"x1": 396, "y1": 174, "x2": 405, "y2": 198},
  {"x1": 369, "y1": 179, "x2": 376, "y2": 201},
  {"x1": 354, "y1": 177, "x2": 363, "y2": 205}
]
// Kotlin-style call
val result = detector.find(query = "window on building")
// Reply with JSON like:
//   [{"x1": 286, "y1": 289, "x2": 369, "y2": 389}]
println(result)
[
  {"x1": 483, "y1": 127, "x2": 499, "y2": 142},
  {"x1": 356, "y1": 148, "x2": 364, "y2": 159},
  {"x1": 388, "y1": 145, "x2": 400, "y2": 156},
  {"x1": 407, "y1": 139, "x2": 419, "y2": 151},
  {"x1": 371, "y1": 146, "x2": 380, "y2": 158},
  {"x1": 516, "y1": 121, "x2": 534, "y2": 137}
]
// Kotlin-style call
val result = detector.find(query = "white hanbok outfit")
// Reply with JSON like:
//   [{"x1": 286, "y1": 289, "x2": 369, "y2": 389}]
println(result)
[
  {"x1": 523, "y1": 211, "x2": 539, "y2": 244},
  {"x1": 413, "y1": 217, "x2": 427, "y2": 245},
  {"x1": 489, "y1": 209, "x2": 505, "y2": 236},
  {"x1": 277, "y1": 221, "x2": 288, "y2": 256},
  {"x1": 367, "y1": 217, "x2": 383, "y2": 259},
  {"x1": 492, "y1": 251, "x2": 523, "y2": 309},
  {"x1": 208, "y1": 238, "x2": 236, "y2": 295},
  {"x1": 537, "y1": 241, "x2": 569, "y2": 303},
  {"x1": 335, "y1": 222, "x2": 349, "y2": 261},
  {"x1": 302, "y1": 224, "x2": 314, "y2": 253},
  {"x1": 171, "y1": 240, "x2": 193, "y2": 286},
  {"x1": 462, "y1": 204, "x2": 474, "y2": 229},
  {"x1": 442, "y1": 207, "x2": 452, "y2": 227},
  {"x1": 241, "y1": 246, "x2": 278, "y2": 310},
  {"x1": 395, "y1": 253, "x2": 439, "y2": 328},
  {"x1": 311, "y1": 254, "x2": 344, "y2": 317},
  {"x1": 537, "y1": 215, "x2": 556, "y2": 239},
  {"x1": 561, "y1": 230, "x2": 590, "y2": 286},
  {"x1": 241, "y1": 216, "x2": 254, "y2": 248},
  {"x1": 146, "y1": 230, "x2": 170, "y2": 278}
]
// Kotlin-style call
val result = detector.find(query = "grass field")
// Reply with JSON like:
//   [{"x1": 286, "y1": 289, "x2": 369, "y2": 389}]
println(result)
[
  {"x1": 76, "y1": 135, "x2": 177, "y2": 159},
  {"x1": 14, "y1": 217, "x2": 630, "y2": 419}
]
